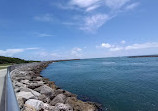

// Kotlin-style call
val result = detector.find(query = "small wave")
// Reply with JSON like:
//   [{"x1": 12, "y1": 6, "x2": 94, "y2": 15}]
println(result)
[
  {"x1": 102, "y1": 62, "x2": 116, "y2": 65},
  {"x1": 131, "y1": 63, "x2": 144, "y2": 65}
]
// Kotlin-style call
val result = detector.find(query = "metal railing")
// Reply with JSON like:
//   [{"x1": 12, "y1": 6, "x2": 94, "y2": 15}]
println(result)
[{"x1": 0, "y1": 66, "x2": 20, "y2": 111}]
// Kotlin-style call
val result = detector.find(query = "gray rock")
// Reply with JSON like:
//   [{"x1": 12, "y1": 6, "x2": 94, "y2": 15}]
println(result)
[
  {"x1": 13, "y1": 81, "x2": 27, "y2": 88},
  {"x1": 50, "y1": 94, "x2": 66, "y2": 106},
  {"x1": 40, "y1": 85, "x2": 55, "y2": 96},
  {"x1": 25, "y1": 99, "x2": 44, "y2": 110},
  {"x1": 19, "y1": 87, "x2": 41, "y2": 97},
  {"x1": 14, "y1": 87, "x2": 21, "y2": 93},
  {"x1": 17, "y1": 97, "x2": 26, "y2": 109},
  {"x1": 21, "y1": 80, "x2": 29, "y2": 84},
  {"x1": 43, "y1": 103, "x2": 55, "y2": 110},
  {"x1": 13, "y1": 76, "x2": 31, "y2": 81},
  {"x1": 28, "y1": 82, "x2": 44, "y2": 89},
  {"x1": 30, "y1": 89, "x2": 41, "y2": 97},
  {"x1": 38, "y1": 94, "x2": 50, "y2": 103},
  {"x1": 64, "y1": 91, "x2": 77, "y2": 97},
  {"x1": 65, "y1": 97, "x2": 96, "y2": 111},
  {"x1": 54, "y1": 103, "x2": 73, "y2": 111},
  {"x1": 55, "y1": 89, "x2": 64, "y2": 96},
  {"x1": 16, "y1": 91, "x2": 35, "y2": 100}
]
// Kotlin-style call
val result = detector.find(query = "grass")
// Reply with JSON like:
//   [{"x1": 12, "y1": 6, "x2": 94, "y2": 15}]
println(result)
[{"x1": 0, "y1": 64, "x2": 11, "y2": 70}]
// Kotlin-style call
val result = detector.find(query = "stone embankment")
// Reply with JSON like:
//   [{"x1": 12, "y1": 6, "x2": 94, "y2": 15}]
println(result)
[{"x1": 11, "y1": 62, "x2": 99, "y2": 111}]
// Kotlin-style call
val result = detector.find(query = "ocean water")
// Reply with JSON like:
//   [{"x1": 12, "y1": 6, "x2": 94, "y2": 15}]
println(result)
[{"x1": 41, "y1": 57, "x2": 158, "y2": 111}]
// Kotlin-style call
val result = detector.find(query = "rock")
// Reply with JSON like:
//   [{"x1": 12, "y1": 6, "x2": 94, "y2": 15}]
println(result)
[
  {"x1": 13, "y1": 76, "x2": 31, "y2": 81},
  {"x1": 40, "y1": 85, "x2": 55, "y2": 96},
  {"x1": 21, "y1": 80, "x2": 29, "y2": 84},
  {"x1": 17, "y1": 97, "x2": 26, "y2": 109},
  {"x1": 14, "y1": 87, "x2": 20, "y2": 93},
  {"x1": 13, "y1": 81, "x2": 27, "y2": 88},
  {"x1": 31, "y1": 77, "x2": 43, "y2": 81},
  {"x1": 28, "y1": 82, "x2": 44, "y2": 89},
  {"x1": 20, "y1": 87, "x2": 31, "y2": 92},
  {"x1": 10, "y1": 69, "x2": 20, "y2": 78},
  {"x1": 43, "y1": 103, "x2": 55, "y2": 110},
  {"x1": 19, "y1": 87, "x2": 41, "y2": 97},
  {"x1": 24, "y1": 99, "x2": 44, "y2": 111},
  {"x1": 30, "y1": 89, "x2": 41, "y2": 97},
  {"x1": 50, "y1": 94, "x2": 66, "y2": 106},
  {"x1": 23, "y1": 104, "x2": 36, "y2": 111},
  {"x1": 54, "y1": 103, "x2": 73, "y2": 111},
  {"x1": 48, "y1": 81, "x2": 57, "y2": 89},
  {"x1": 38, "y1": 94, "x2": 50, "y2": 103},
  {"x1": 64, "y1": 91, "x2": 77, "y2": 97},
  {"x1": 65, "y1": 97, "x2": 96, "y2": 111},
  {"x1": 16, "y1": 91, "x2": 35, "y2": 100},
  {"x1": 55, "y1": 89, "x2": 64, "y2": 96}
]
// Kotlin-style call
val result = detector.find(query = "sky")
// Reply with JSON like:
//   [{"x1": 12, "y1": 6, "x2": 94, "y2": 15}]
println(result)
[{"x1": 0, "y1": 0, "x2": 158, "y2": 60}]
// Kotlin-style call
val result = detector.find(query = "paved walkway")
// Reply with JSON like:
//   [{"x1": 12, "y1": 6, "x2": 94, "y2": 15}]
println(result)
[{"x1": 0, "y1": 69, "x2": 7, "y2": 105}]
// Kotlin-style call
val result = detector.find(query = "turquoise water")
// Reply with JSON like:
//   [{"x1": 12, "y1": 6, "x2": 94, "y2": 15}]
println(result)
[{"x1": 41, "y1": 57, "x2": 158, "y2": 111}]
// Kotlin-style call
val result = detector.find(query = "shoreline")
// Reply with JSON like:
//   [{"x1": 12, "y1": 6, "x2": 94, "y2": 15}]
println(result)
[{"x1": 10, "y1": 61, "x2": 100, "y2": 111}]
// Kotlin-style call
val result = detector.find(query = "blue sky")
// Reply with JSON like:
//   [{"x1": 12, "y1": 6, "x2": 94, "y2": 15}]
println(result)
[{"x1": 0, "y1": 0, "x2": 158, "y2": 60}]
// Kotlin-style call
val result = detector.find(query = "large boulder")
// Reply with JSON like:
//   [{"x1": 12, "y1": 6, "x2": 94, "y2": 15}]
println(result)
[
  {"x1": 24, "y1": 99, "x2": 54, "y2": 110},
  {"x1": 24, "y1": 99, "x2": 44, "y2": 111},
  {"x1": 39, "y1": 85, "x2": 55, "y2": 96},
  {"x1": 54, "y1": 103, "x2": 73, "y2": 111},
  {"x1": 19, "y1": 87, "x2": 41, "y2": 97},
  {"x1": 16, "y1": 91, "x2": 35, "y2": 100},
  {"x1": 50, "y1": 94, "x2": 66, "y2": 106}
]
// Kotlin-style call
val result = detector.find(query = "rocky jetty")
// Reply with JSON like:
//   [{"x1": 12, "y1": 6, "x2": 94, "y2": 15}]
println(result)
[{"x1": 10, "y1": 61, "x2": 99, "y2": 111}]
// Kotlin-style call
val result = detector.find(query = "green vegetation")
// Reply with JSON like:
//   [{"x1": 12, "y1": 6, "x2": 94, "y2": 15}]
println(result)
[
  {"x1": 0, "y1": 56, "x2": 40, "y2": 64},
  {"x1": 0, "y1": 64, "x2": 10, "y2": 69}
]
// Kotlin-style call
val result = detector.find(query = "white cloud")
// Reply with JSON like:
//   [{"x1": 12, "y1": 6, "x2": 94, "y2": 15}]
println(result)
[
  {"x1": 81, "y1": 14, "x2": 110, "y2": 32},
  {"x1": 0, "y1": 49, "x2": 24, "y2": 56},
  {"x1": 125, "y1": 42, "x2": 158, "y2": 50},
  {"x1": 101, "y1": 43, "x2": 112, "y2": 48},
  {"x1": 51, "y1": 0, "x2": 140, "y2": 32},
  {"x1": 121, "y1": 40, "x2": 126, "y2": 44},
  {"x1": 71, "y1": 47, "x2": 82, "y2": 57},
  {"x1": 34, "y1": 14, "x2": 53, "y2": 22},
  {"x1": 70, "y1": 0, "x2": 100, "y2": 8},
  {"x1": 125, "y1": 2, "x2": 139, "y2": 10},
  {"x1": 86, "y1": 4, "x2": 100, "y2": 12},
  {"x1": 0, "y1": 48, "x2": 38, "y2": 56},
  {"x1": 97, "y1": 42, "x2": 158, "y2": 52},
  {"x1": 105, "y1": 0, "x2": 130, "y2": 9},
  {"x1": 67, "y1": 0, "x2": 139, "y2": 32}
]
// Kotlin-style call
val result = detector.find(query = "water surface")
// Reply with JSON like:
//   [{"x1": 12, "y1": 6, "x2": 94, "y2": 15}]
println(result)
[{"x1": 41, "y1": 57, "x2": 158, "y2": 111}]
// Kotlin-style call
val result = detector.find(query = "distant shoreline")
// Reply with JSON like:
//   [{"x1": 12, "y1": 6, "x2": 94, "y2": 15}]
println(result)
[{"x1": 128, "y1": 55, "x2": 158, "y2": 58}]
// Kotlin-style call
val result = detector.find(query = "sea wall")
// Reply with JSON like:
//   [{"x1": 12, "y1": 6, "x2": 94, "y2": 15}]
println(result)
[{"x1": 10, "y1": 61, "x2": 99, "y2": 111}]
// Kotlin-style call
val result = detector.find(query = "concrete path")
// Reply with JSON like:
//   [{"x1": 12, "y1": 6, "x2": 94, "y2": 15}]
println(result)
[{"x1": 0, "y1": 69, "x2": 7, "y2": 105}]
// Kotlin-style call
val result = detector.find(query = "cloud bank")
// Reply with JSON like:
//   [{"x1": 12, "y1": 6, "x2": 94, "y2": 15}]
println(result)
[
  {"x1": 98, "y1": 42, "x2": 158, "y2": 51},
  {"x1": 55, "y1": 0, "x2": 140, "y2": 32}
]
